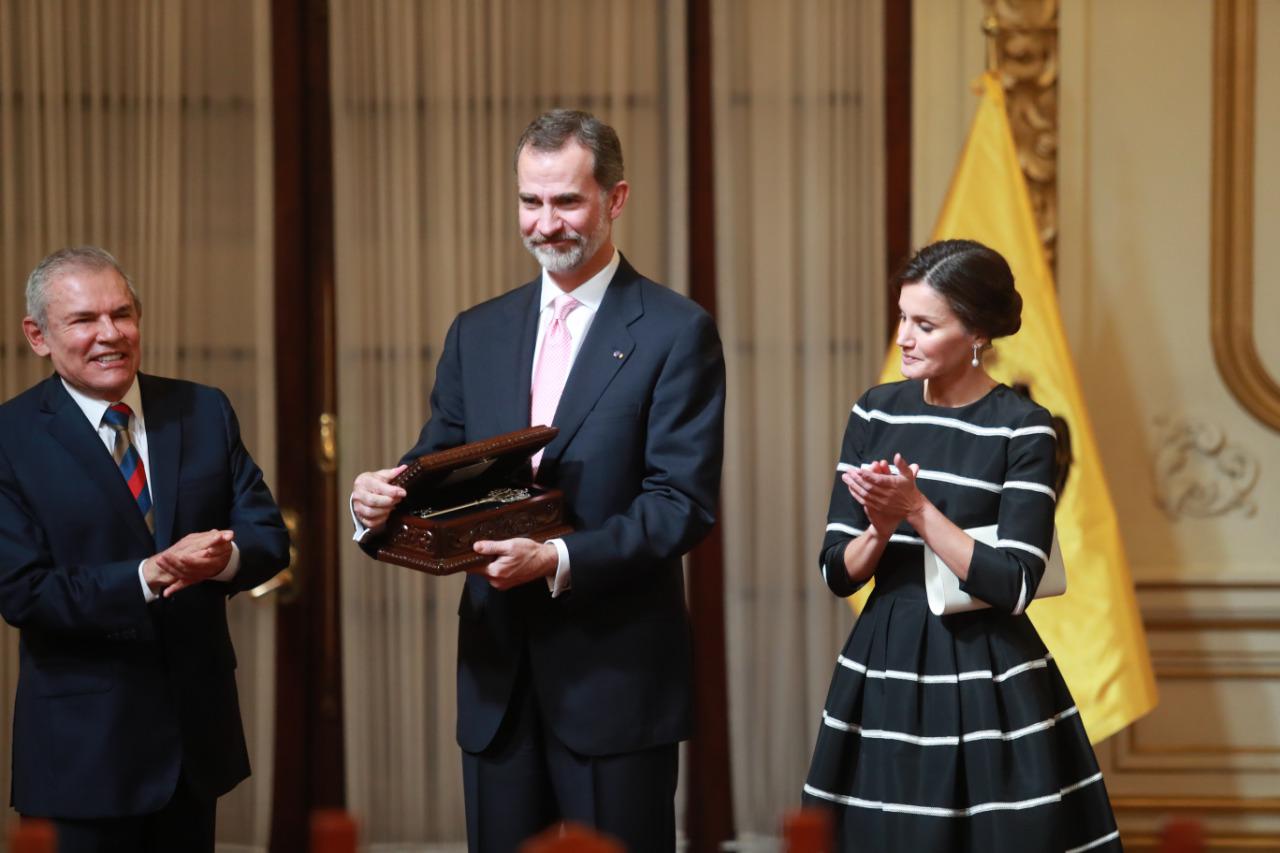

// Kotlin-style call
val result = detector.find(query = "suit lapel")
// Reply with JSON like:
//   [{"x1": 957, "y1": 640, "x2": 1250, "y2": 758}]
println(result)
[
  {"x1": 139, "y1": 374, "x2": 180, "y2": 549},
  {"x1": 41, "y1": 376, "x2": 154, "y2": 548},
  {"x1": 539, "y1": 259, "x2": 641, "y2": 470},
  {"x1": 499, "y1": 280, "x2": 542, "y2": 436}
]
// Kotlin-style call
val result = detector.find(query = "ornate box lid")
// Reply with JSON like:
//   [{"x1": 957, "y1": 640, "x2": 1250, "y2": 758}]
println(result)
[
  {"x1": 392, "y1": 425, "x2": 557, "y2": 506},
  {"x1": 371, "y1": 426, "x2": 572, "y2": 575}
]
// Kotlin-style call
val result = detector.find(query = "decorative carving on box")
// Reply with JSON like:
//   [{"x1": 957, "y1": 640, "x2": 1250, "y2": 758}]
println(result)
[
  {"x1": 982, "y1": 0, "x2": 1059, "y2": 270},
  {"x1": 1152, "y1": 415, "x2": 1260, "y2": 519},
  {"x1": 370, "y1": 426, "x2": 573, "y2": 575}
]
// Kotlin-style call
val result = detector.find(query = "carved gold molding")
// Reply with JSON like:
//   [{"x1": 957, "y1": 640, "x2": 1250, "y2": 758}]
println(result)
[
  {"x1": 1152, "y1": 415, "x2": 1260, "y2": 519},
  {"x1": 1212, "y1": 0, "x2": 1280, "y2": 432},
  {"x1": 982, "y1": 0, "x2": 1059, "y2": 269}
]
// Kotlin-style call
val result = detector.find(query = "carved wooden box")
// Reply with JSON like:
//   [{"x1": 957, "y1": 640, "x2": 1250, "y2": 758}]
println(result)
[{"x1": 371, "y1": 426, "x2": 573, "y2": 575}]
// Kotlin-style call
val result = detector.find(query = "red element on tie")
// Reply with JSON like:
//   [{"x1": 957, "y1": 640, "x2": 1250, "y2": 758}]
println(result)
[
  {"x1": 529, "y1": 294, "x2": 581, "y2": 471},
  {"x1": 125, "y1": 458, "x2": 147, "y2": 500},
  {"x1": 105, "y1": 402, "x2": 154, "y2": 531}
]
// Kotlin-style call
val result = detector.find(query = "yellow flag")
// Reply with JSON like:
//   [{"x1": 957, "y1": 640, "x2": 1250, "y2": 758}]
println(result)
[{"x1": 852, "y1": 72, "x2": 1157, "y2": 743}]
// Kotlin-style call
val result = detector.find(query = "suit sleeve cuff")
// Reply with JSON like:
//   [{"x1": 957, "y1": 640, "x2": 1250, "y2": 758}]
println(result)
[{"x1": 545, "y1": 538, "x2": 571, "y2": 597}]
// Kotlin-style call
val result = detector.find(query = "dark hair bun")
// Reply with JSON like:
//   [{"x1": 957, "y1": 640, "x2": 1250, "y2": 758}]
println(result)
[{"x1": 892, "y1": 239, "x2": 1022, "y2": 340}]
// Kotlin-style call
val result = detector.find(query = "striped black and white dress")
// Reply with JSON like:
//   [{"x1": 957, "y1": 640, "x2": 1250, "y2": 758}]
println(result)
[{"x1": 803, "y1": 380, "x2": 1122, "y2": 853}]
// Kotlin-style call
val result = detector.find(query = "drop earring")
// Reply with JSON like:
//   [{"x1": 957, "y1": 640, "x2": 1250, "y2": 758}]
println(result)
[{"x1": 971, "y1": 343, "x2": 981, "y2": 367}]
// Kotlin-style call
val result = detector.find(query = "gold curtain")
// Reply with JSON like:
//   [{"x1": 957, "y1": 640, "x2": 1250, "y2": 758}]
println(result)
[
  {"x1": 328, "y1": 0, "x2": 687, "y2": 842},
  {"x1": 712, "y1": 0, "x2": 886, "y2": 830},
  {"x1": 0, "y1": 1, "x2": 277, "y2": 846}
]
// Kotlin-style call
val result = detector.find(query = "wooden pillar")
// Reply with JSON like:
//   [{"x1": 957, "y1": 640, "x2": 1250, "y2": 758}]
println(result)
[
  {"x1": 684, "y1": 0, "x2": 736, "y2": 849},
  {"x1": 270, "y1": 1, "x2": 345, "y2": 849},
  {"x1": 884, "y1": 0, "x2": 913, "y2": 341}
]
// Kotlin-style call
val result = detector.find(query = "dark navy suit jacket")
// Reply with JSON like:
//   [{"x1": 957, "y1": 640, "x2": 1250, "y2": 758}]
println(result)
[
  {"x1": 0, "y1": 373, "x2": 289, "y2": 819},
  {"x1": 389, "y1": 256, "x2": 725, "y2": 757}
]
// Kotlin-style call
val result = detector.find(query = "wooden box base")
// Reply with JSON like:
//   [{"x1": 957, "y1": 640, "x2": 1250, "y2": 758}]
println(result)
[{"x1": 374, "y1": 487, "x2": 573, "y2": 576}]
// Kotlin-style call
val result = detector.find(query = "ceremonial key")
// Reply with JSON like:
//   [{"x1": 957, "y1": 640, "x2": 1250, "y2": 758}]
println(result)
[{"x1": 412, "y1": 487, "x2": 532, "y2": 519}]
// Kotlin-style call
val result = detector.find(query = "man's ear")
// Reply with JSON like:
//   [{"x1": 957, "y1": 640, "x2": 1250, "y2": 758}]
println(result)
[
  {"x1": 606, "y1": 180, "x2": 630, "y2": 220},
  {"x1": 22, "y1": 316, "x2": 50, "y2": 357}
]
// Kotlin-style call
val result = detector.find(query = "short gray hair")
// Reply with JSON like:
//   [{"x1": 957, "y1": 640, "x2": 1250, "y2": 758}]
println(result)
[
  {"x1": 514, "y1": 109, "x2": 625, "y2": 191},
  {"x1": 25, "y1": 246, "x2": 141, "y2": 331}
]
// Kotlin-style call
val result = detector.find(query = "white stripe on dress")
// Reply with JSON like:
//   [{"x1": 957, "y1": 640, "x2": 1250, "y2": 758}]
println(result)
[
  {"x1": 835, "y1": 653, "x2": 1053, "y2": 684},
  {"x1": 825, "y1": 523, "x2": 1048, "y2": 568},
  {"x1": 1005, "y1": 480, "x2": 1057, "y2": 499},
  {"x1": 825, "y1": 522, "x2": 923, "y2": 546},
  {"x1": 1012, "y1": 576, "x2": 1030, "y2": 616},
  {"x1": 802, "y1": 771, "x2": 1105, "y2": 818},
  {"x1": 916, "y1": 469, "x2": 1003, "y2": 493},
  {"x1": 838, "y1": 462, "x2": 1001, "y2": 493},
  {"x1": 996, "y1": 538, "x2": 1049, "y2": 562},
  {"x1": 838, "y1": 462, "x2": 1053, "y2": 500},
  {"x1": 1065, "y1": 829, "x2": 1121, "y2": 853},
  {"x1": 821, "y1": 705, "x2": 1080, "y2": 745},
  {"x1": 853, "y1": 404, "x2": 1058, "y2": 440}
]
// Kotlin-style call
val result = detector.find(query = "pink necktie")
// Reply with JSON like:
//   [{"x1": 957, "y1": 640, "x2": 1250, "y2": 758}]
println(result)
[{"x1": 530, "y1": 294, "x2": 581, "y2": 471}]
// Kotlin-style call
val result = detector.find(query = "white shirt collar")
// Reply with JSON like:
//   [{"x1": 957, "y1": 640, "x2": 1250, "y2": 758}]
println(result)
[
  {"x1": 61, "y1": 375, "x2": 145, "y2": 429},
  {"x1": 537, "y1": 247, "x2": 620, "y2": 314}
]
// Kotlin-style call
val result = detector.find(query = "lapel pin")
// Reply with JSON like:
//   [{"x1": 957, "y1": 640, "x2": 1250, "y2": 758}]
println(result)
[{"x1": 612, "y1": 350, "x2": 625, "y2": 360}]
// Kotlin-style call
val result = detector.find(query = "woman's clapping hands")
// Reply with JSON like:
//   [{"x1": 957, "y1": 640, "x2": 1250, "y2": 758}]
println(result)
[{"x1": 841, "y1": 452, "x2": 928, "y2": 536}]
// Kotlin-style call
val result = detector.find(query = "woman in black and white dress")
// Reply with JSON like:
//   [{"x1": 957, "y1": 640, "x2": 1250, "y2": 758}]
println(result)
[{"x1": 802, "y1": 240, "x2": 1122, "y2": 852}]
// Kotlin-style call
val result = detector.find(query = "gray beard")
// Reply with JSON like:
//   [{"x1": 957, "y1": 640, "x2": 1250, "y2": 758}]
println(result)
[
  {"x1": 526, "y1": 239, "x2": 587, "y2": 272},
  {"x1": 523, "y1": 209, "x2": 610, "y2": 274}
]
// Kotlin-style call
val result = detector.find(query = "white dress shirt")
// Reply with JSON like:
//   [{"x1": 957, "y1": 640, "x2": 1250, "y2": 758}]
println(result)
[
  {"x1": 61, "y1": 377, "x2": 240, "y2": 602},
  {"x1": 531, "y1": 247, "x2": 619, "y2": 596},
  {"x1": 530, "y1": 248, "x2": 618, "y2": 386}
]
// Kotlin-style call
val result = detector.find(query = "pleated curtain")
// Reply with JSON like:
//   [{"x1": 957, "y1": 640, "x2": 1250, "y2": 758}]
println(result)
[
  {"x1": 711, "y1": 0, "x2": 886, "y2": 835},
  {"x1": 0, "y1": 2, "x2": 278, "y2": 847}
]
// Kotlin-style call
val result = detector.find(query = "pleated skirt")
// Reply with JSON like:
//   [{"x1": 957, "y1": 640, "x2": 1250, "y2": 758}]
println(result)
[{"x1": 803, "y1": 586, "x2": 1123, "y2": 852}]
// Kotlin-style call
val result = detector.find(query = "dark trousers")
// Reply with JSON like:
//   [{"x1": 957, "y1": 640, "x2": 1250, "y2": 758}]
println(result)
[
  {"x1": 48, "y1": 778, "x2": 217, "y2": 853},
  {"x1": 462, "y1": 662, "x2": 679, "y2": 853}
]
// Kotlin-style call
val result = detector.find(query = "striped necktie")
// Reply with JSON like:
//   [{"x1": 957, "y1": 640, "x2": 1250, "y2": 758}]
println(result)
[{"x1": 102, "y1": 403, "x2": 154, "y2": 533}]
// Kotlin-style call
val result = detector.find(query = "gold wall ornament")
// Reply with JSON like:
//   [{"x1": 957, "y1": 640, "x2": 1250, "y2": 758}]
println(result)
[
  {"x1": 1152, "y1": 415, "x2": 1261, "y2": 519},
  {"x1": 1212, "y1": 0, "x2": 1280, "y2": 432},
  {"x1": 981, "y1": 0, "x2": 1059, "y2": 270}
]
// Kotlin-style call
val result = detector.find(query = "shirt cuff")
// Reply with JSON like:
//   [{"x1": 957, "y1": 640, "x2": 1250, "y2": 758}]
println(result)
[
  {"x1": 213, "y1": 541, "x2": 241, "y2": 582},
  {"x1": 138, "y1": 560, "x2": 158, "y2": 604},
  {"x1": 350, "y1": 494, "x2": 370, "y2": 543},
  {"x1": 545, "y1": 538, "x2": 571, "y2": 597}
]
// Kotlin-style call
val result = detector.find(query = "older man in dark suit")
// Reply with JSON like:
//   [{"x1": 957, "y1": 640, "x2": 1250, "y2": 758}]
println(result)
[
  {"x1": 351, "y1": 109, "x2": 726, "y2": 851},
  {"x1": 0, "y1": 246, "x2": 290, "y2": 853}
]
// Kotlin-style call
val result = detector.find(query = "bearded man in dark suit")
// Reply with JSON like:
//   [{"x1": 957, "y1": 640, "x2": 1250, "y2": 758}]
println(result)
[{"x1": 351, "y1": 110, "x2": 725, "y2": 851}]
